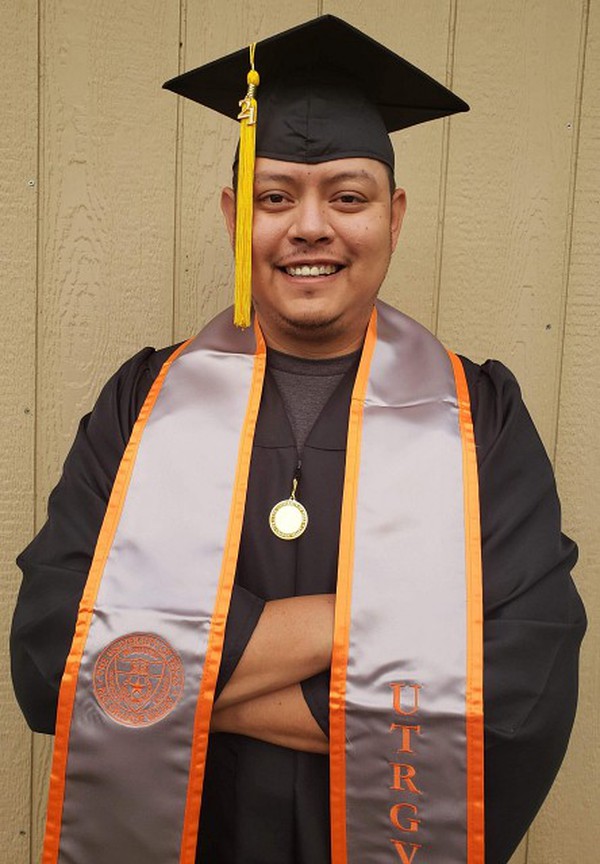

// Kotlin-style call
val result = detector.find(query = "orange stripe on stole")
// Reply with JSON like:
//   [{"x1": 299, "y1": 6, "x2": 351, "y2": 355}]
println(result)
[
  {"x1": 329, "y1": 309, "x2": 378, "y2": 864},
  {"x1": 447, "y1": 350, "x2": 485, "y2": 864},
  {"x1": 178, "y1": 319, "x2": 266, "y2": 864},
  {"x1": 43, "y1": 338, "x2": 194, "y2": 864}
]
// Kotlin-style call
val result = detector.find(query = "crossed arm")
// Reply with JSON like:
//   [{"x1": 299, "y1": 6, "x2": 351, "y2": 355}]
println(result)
[{"x1": 211, "y1": 594, "x2": 335, "y2": 754}]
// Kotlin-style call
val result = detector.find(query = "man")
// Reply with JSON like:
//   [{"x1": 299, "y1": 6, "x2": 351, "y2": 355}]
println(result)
[{"x1": 11, "y1": 15, "x2": 585, "y2": 864}]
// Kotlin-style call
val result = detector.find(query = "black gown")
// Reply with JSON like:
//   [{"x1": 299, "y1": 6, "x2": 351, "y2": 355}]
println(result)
[{"x1": 11, "y1": 344, "x2": 586, "y2": 864}]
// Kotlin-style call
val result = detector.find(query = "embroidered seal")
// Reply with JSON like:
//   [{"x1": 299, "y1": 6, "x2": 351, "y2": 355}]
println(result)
[{"x1": 93, "y1": 632, "x2": 185, "y2": 727}]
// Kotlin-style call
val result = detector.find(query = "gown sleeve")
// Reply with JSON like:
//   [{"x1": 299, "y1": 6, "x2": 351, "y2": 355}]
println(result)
[
  {"x1": 462, "y1": 357, "x2": 586, "y2": 861},
  {"x1": 300, "y1": 356, "x2": 586, "y2": 863},
  {"x1": 10, "y1": 347, "x2": 264, "y2": 733}
]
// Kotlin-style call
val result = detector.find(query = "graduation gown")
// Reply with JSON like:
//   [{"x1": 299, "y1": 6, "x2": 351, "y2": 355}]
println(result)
[{"x1": 11, "y1": 343, "x2": 586, "y2": 864}]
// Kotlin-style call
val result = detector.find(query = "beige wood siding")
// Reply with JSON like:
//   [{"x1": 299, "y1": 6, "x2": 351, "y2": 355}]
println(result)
[
  {"x1": 0, "y1": 2, "x2": 596, "y2": 861},
  {"x1": 0, "y1": 1, "x2": 38, "y2": 860}
]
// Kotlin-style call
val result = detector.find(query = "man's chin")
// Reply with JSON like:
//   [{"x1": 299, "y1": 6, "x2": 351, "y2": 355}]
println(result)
[{"x1": 279, "y1": 309, "x2": 343, "y2": 336}]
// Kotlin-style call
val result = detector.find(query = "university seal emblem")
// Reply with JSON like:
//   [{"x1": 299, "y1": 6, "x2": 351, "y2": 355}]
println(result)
[{"x1": 93, "y1": 632, "x2": 185, "y2": 727}]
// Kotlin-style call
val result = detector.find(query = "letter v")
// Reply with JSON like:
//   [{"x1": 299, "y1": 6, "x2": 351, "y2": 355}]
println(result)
[{"x1": 391, "y1": 839, "x2": 421, "y2": 863}]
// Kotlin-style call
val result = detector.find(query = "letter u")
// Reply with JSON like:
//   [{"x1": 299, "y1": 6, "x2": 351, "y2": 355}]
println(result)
[{"x1": 390, "y1": 682, "x2": 421, "y2": 716}]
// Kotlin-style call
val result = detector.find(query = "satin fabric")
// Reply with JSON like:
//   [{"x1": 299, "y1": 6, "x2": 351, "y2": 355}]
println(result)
[
  {"x1": 45, "y1": 312, "x2": 262, "y2": 864},
  {"x1": 44, "y1": 302, "x2": 482, "y2": 864},
  {"x1": 330, "y1": 303, "x2": 482, "y2": 862}
]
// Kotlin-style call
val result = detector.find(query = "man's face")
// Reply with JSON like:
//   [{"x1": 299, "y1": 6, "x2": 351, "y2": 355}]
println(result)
[{"x1": 222, "y1": 156, "x2": 406, "y2": 356}]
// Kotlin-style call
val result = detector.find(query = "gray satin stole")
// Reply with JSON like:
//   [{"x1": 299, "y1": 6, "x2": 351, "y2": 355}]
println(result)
[{"x1": 42, "y1": 301, "x2": 483, "y2": 864}]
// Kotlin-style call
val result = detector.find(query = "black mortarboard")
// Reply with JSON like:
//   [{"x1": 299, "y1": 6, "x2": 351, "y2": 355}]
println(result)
[
  {"x1": 164, "y1": 15, "x2": 468, "y2": 172},
  {"x1": 163, "y1": 15, "x2": 468, "y2": 327}
]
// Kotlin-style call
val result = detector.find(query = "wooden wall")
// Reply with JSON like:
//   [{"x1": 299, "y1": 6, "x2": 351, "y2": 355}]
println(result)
[{"x1": 1, "y1": 1, "x2": 597, "y2": 861}]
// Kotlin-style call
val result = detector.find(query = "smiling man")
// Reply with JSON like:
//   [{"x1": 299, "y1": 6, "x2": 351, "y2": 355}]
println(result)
[
  {"x1": 221, "y1": 158, "x2": 406, "y2": 356},
  {"x1": 11, "y1": 15, "x2": 585, "y2": 864}
]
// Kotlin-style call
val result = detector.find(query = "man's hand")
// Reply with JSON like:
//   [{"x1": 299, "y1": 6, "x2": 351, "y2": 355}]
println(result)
[
  {"x1": 212, "y1": 683, "x2": 329, "y2": 754},
  {"x1": 215, "y1": 593, "x2": 335, "y2": 710}
]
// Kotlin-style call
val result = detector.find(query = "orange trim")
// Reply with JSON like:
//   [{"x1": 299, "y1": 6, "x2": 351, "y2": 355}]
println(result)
[
  {"x1": 179, "y1": 319, "x2": 267, "y2": 864},
  {"x1": 447, "y1": 350, "x2": 485, "y2": 864},
  {"x1": 329, "y1": 309, "x2": 378, "y2": 864},
  {"x1": 42, "y1": 339, "x2": 193, "y2": 864}
]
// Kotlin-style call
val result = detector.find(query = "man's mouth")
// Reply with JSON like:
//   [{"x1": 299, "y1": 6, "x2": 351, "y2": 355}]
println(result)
[{"x1": 280, "y1": 263, "x2": 343, "y2": 277}]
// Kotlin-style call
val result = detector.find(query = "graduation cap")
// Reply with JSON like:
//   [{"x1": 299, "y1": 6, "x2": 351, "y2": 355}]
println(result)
[{"x1": 163, "y1": 15, "x2": 468, "y2": 327}]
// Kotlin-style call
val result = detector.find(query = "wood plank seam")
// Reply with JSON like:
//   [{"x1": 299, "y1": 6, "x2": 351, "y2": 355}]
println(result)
[
  {"x1": 32, "y1": 0, "x2": 42, "y2": 856},
  {"x1": 551, "y1": 0, "x2": 591, "y2": 468},
  {"x1": 432, "y1": 0, "x2": 458, "y2": 337},
  {"x1": 172, "y1": 0, "x2": 188, "y2": 344}
]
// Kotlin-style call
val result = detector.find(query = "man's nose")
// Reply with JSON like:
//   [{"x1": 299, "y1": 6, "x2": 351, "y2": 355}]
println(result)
[{"x1": 288, "y1": 198, "x2": 333, "y2": 245}]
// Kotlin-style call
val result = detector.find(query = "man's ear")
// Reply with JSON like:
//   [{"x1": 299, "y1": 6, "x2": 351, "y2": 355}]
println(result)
[
  {"x1": 390, "y1": 187, "x2": 407, "y2": 252},
  {"x1": 220, "y1": 187, "x2": 236, "y2": 250}
]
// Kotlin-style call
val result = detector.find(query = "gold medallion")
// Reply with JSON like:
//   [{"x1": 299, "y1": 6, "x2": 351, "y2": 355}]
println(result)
[{"x1": 269, "y1": 478, "x2": 308, "y2": 540}]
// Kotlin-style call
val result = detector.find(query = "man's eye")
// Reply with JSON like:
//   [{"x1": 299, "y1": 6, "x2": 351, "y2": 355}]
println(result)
[
  {"x1": 260, "y1": 193, "x2": 286, "y2": 204},
  {"x1": 336, "y1": 194, "x2": 365, "y2": 204}
]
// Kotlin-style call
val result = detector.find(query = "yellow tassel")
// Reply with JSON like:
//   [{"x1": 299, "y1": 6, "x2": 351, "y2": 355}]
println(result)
[{"x1": 234, "y1": 45, "x2": 260, "y2": 328}]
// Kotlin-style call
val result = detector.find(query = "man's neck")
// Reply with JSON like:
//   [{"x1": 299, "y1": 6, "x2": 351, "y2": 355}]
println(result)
[{"x1": 256, "y1": 312, "x2": 371, "y2": 359}]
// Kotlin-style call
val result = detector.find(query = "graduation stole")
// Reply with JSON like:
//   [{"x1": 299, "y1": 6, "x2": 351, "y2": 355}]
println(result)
[{"x1": 43, "y1": 301, "x2": 484, "y2": 864}]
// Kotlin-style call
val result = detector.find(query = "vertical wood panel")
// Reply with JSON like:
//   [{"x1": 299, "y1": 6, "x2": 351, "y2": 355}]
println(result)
[
  {"x1": 175, "y1": 0, "x2": 323, "y2": 340},
  {"x1": 36, "y1": 0, "x2": 179, "y2": 497},
  {"x1": 440, "y1": 3, "x2": 590, "y2": 860},
  {"x1": 0, "y1": 1, "x2": 38, "y2": 861},
  {"x1": 438, "y1": 0, "x2": 584, "y2": 451},
  {"x1": 528, "y1": 1, "x2": 599, "y2": 860},
  {"x1": 323, "y1": 0, "x2": 453, "y2": 331},
  {"x1": 31, "y1": 0, "x2": 181, "y2": 857}
]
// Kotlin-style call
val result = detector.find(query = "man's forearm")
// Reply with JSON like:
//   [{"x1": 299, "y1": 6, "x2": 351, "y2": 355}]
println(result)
[
  {"x1": 211, "y1": 683, "x2": 329, "y2": 754},
  {"x1": 216, "y1": 593, "x2": 335, "y2": 709}
]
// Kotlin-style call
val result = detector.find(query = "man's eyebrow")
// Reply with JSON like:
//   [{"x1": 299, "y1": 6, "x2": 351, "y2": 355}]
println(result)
[
  {"x1": 253, "y1": 172, "x2": 297, "y2": 184},
  {"x1": 324, "y1": 170, "x2": 378, "y2": 184},
  {"x1": 253, "y1": 169, "x2": 378, "y2": 185}
]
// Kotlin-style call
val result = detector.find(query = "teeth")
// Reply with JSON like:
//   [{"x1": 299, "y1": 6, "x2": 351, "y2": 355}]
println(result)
[{"x1": 285, "y1": 264, "x2": 339, "y2": 277}]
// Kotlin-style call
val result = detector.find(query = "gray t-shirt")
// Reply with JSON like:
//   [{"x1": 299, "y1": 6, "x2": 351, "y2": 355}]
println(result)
[{"x1": 268, "y1": 347, "x2": 361, "y2": 452}]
